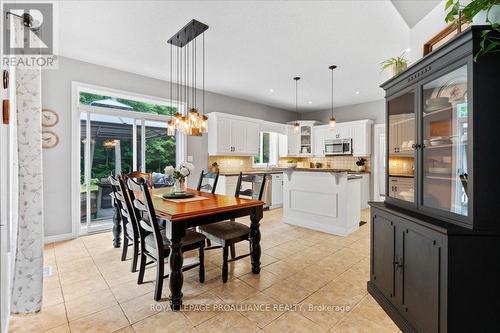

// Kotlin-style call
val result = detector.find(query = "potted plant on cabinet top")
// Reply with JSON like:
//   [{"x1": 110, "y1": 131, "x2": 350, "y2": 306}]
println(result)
[
  {"x1": 445, "y1": 0, "x2": 500, "y2": 61},
  {"x1": 356, "y1": 158, "x2": 367, "y2": 172},
  {"x1": 380, "y1": 52, "x2": 409, "y2": 77}
]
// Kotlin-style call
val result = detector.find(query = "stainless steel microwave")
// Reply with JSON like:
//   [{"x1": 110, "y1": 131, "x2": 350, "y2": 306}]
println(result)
[{"x1": 324, "y1": 138, "x2": 353, "y2": 155}]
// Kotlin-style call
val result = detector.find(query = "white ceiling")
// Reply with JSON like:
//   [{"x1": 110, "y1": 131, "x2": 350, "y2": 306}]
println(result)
[
  {"x1": 58, "y1": 1, "x2": 412, "y2": 112},
  {"x1": 391, "y1": 0, "x2": 441, "y2": 28}
]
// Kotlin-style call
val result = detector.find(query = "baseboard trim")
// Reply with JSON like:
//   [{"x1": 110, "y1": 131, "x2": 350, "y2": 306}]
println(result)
[
  {"x1": 367, "y1": 281, "x2": 418, "y2": 333},
  {"x1": 44, "y1": 233, "x2": 75, "y2": 244}
]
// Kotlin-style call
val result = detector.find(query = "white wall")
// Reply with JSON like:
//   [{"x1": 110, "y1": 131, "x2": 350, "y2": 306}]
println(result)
[
  {"x1": 41, "y1": 57, "x2": 298, "y2": 238},
  {"x1": 408, "y1": 1, "x2": 448, "y2": 63},
  {"x1": 302, "y1": 100, "x2": 385, "y2": 124}
]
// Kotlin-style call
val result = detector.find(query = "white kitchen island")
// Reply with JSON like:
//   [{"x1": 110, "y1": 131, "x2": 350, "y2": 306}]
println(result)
[{"x1": 282, "y1": 169, "x2": 361, "y2": 236}]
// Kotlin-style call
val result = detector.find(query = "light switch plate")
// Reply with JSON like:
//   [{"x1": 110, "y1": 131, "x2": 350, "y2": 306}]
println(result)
[{"x1": 187, "y1": 156, "x2": 193, "y2": 162}]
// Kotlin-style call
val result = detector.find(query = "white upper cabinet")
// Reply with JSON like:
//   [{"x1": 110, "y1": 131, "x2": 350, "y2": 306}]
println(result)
[
  {"x1": 313, "y1": 125, "x2": 327, "y2": 156},
  {"x1": 286, "y1": 125, "x2": 300, "y2": 156},
  {"x1": 351, "y1": 120, "x2": 373, "y2": 156},
  {"x1": 280, "y1": 121, "x2": 316, "y2": 157},
  {"x1": 208, "y1": 113, "x2": 261, "y2": 156},
  {"x1": 315, "y1": 119, "x2": 373, "y2": 157}
]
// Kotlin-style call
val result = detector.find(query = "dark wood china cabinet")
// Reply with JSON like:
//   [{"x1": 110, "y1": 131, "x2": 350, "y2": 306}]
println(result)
[{"x1": 369, "y1": 26, "x2": 500, "y2": 333}]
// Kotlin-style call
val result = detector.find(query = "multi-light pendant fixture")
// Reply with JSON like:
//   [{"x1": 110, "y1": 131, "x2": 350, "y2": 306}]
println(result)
[
  {"x1": 293, "y1": 76, "x2": 301, "y2": 135},
  {"x1": 328, "y1": 65, "x2": 337, "y2": 130},
  {"x1": 166, "y1": 20, "x2": 209, "y2": 136}
]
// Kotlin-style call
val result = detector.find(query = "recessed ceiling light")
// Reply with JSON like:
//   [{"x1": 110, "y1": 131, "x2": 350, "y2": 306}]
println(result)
[
  {"x1": 405, "y1": 48, "x2": 411, "y2": 53},
  {"x1": 308, "y1": 101, "x2": 312, "y2": 104},
  {"x1": 269, "y1": 88, "x2": 274, "y2": 93},
  {"x1": 355, "y1": 91, "x2": 360, "y2": 95}
]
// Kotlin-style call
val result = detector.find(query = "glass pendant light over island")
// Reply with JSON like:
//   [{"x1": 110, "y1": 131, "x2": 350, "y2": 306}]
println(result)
[
  {"x1": 293, "y1": 76, "x2": 301, "y2": 135},
  {"x1": 329, "y1": 65, "x2": 337, "y2": 130},
  {"x1": 166, "y1": 19, "x2": 209, "y2": 136}
]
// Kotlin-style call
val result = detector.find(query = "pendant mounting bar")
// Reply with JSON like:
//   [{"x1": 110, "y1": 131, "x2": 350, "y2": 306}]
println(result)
[{"x1": 167, "y1": 19, "x2": 209, "y2": 48}]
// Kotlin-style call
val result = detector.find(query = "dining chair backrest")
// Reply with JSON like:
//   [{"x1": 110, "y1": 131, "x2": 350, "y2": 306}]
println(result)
[
  {"x1": 126, "y1": 177, "x2": 163, "y2": 252},
  {"x1": 127, "y1": 171, "x2": 153, "y2": 188},
  {"x1": 235, "y1": 172, "x2": 267, "y2": 201},
  {"x1": 197, "y1": 170, "x2": 219, "y2": 194},
  {"x1": 109, "y1": 175, "x2": 140, "y2": 240}
]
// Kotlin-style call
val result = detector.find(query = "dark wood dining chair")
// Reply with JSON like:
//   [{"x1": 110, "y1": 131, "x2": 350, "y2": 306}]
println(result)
[
  {"x1": 197, "y1": 170, "x2": 219, "y2": 194},
  {"x1": 109, "y1": 175, "x2": 141, "y2": 272},
  {"x1": 126, "y1": 177, "x2": 206, "y2": 301},
  {"x1": 127, "y1": 171, "x2": 153, "y2": 188},
  {"x1": 198, "y1": 172, "x2": 267, "y2": 282}
]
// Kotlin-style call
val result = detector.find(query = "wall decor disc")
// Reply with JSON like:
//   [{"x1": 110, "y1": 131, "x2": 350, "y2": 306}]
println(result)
[
  {"x1": 42, "y1": 130, "x2": 59, "y2": 148},
  {"x1": 41, "y1": 108, "x2": 59, "y2": 127}
]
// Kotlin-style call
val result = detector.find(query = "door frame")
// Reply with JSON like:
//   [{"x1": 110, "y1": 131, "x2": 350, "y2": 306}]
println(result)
[
  {"x1": 373, "y1": 123, "x2": 386, "y2": 202},
  {"x1": 71, "y1": 81, "x2": 186, "y2": 236}
]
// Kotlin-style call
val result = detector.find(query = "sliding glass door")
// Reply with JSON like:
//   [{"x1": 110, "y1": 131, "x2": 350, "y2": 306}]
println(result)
[{"x1": 78, "y1": 92, "x2": 179, "y2": 234}]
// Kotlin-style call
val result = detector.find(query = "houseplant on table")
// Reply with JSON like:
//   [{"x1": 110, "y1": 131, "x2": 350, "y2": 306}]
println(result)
[
  {"x1": 445, "y1": 0, "x2": 500, "y2": 61},
  {"x1": 164, "y1": 162, "x2": 195, "y2": 193}
]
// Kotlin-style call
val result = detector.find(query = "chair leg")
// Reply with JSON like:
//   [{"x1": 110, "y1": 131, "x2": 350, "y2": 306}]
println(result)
[
  {"x1": 230, "y1": 244, "x2": 236, "y2": 259},
  {"x1": 137, "y1": 246, "x2": 146, "y2": 284},
  {"x1": 154, "y1": 259, "x2": 164, "y2": 301},
  {"x1": 121, "y1": 236, "x2": 129, "y2": 261},
  {"x1": 206, "y1": 239, "x2": 211, "y2": 247},
  {"x1": 199, "y1": 246, "x2": 205, "y2": 283},
  {"x1": 130, "y1": 240, "x2": 139, "y2": 273},
  {"x1": 222, "y1": 245, "x2": 229, "y2": 283}
]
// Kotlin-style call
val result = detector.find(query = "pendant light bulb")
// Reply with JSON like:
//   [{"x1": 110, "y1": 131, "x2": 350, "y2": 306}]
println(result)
[
  {"x1": 328, "y1": 65, "x2": 337, "y2": 131},
  {"x1": 329, "y1": 117, "x2": 336, "y2": 129},
  {"x1": 167, "y1": 119, "x2": 176, "y2": 136},
  {"x1": 293, "y1": 122, "x2": 300, "y2": 134}
]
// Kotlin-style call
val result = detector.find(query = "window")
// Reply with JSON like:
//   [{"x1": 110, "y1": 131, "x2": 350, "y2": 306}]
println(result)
[
  {"x1": 79, "y1": 92, "x2": 176, "y2": 116},
  {"x1": 254, "y1": 132, "x2": 278, "y2": 166}
]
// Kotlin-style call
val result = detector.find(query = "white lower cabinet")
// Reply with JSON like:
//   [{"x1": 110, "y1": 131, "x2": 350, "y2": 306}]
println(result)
[
  {"x1": 388, "y1": 176, "x2": 414, "y2": 201},
  {"x1": 350, "y1": 173, "x2": 371, "y2": 209},
  {"x1": 271, "y1": 173, "x2": 283, "y2": 209},
  {"x1": 208, "y1": 113, "x2": 260, "y2": 156}
]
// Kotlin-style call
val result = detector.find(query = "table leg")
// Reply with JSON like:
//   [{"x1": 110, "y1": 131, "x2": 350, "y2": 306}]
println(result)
[
  {"x1": 112, "y1": 206, "x2": 121, "y2": 248},
  {"x1": 250, "y1": 207, "x2": 263, "y2": 274},
  {"x1": 169, "y1": 236, "x2": 184, "y2": 310}
]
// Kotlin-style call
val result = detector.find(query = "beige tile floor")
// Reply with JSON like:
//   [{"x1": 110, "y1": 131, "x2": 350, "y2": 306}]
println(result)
[{"x1": 9, "y1": 208, "x2": 401, "y2": 333}]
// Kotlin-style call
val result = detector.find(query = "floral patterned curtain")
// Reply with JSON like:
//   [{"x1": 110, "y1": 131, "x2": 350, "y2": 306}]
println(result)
[{"x1": 10, "y1": 18, "x2": 44, "y2": 314}]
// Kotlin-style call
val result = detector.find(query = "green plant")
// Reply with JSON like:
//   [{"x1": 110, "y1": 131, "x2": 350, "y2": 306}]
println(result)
[
  {"x1": 445, "y1": 0, "x2": 500, "y2": 61},
  {"x1": 355, "y1": 158, "x2": 366, "y2": 167},
  {"x1": 380, "y1": 52, "x2": 408, "y2": 74}
]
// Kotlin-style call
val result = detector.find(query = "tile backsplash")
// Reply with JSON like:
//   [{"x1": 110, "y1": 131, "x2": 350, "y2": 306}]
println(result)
[
  {"x1": 388, "y1": 156, "x2": 414, "y2": 176},
  {"x1": 288, "y1": 156, "x2": 371, "y2": 172},
  {"x1": 208, "y1": 156, "x2": 254, "y2": 173},
  {"x1": 208, "y1": 155, "x2": 371, "y2": 173}
]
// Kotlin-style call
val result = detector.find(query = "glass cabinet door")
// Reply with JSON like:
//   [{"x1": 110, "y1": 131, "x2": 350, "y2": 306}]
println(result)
[
  {"x1": 422, "y1": 65, "x2": 468, "y2": 216},
  {"x1": 300, "y1": 125, "x2": 312, "y2": 154},
  {"x1": 387, "y1": 92, "x2": 415, "y2": 203}
]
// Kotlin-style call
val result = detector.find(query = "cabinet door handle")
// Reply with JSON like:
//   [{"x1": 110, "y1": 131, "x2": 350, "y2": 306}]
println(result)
[{"x1": 394, "y1": 259, "x2": 403, "y2": 272}]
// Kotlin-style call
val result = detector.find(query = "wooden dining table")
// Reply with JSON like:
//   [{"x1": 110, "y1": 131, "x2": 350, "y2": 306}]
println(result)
[{"x1": 133, "y1": 187, "x2": 264, "y2": 310}]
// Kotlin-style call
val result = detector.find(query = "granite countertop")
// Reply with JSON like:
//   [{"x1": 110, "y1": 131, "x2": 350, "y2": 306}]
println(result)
[
  {"x1": 219, "y1": 170, "x2": 285, "y2": 176},
  {"x1": 219, "y1": 168, "x2": 370, "y2": 176},
  {"x1": 277, "y1": 167, "x2": 352, "y2": 173}
]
